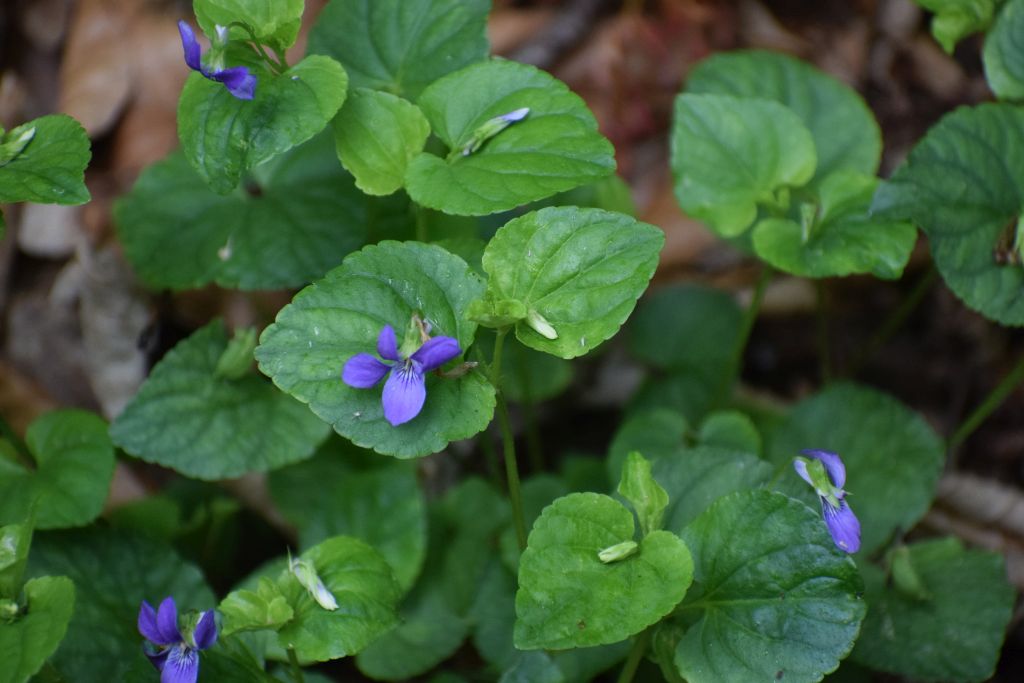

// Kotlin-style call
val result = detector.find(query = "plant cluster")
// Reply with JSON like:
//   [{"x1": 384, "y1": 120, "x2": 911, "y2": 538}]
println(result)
[{"x1": 0, "y1": 1, "x2": 1021, "y2": 682}]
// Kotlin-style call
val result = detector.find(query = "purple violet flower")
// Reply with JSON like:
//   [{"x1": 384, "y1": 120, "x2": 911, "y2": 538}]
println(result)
[
  {"x1": 177, "y1": 20, "x2": 256, "y2": 100},
  {"x1": 342, "y1": 324, "x2": 461, "y2": 426},
  {"x1": 138, "y1": 596, "x2": 218, "y2": 683},
  {"x1": 793, "y1": 449, "x2": 861, "y2": 553}
]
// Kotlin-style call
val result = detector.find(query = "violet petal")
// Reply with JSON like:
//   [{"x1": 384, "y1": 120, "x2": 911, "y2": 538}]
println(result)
[
  {"x1": 192, "y1": 610, "x2": 218, "y2": 650},
  {"x1": 213, "y1": 66, "x2": 256, "y2": 100},
  {"x1": 342, "y1": 353, "x2": 391, "y2": 388},
  {"x1": 410, "y1": 335, "x2": 460, "y2": 372},
  {"x1": 145, "y1": 646, "x2": 170, "y2": 672},
  {"x1": 138, "y1": 601, "x2": 170, "y2": 645},
  {"x1": 162, "y1": 645, "x2": 200, "y2": 683},
  {"x1": 155, "y1": 597, "x2": 183, "y2": 644},
  {"x1": 821, "y1": 497, "x2": 861, "y2": 553},
  {"x1": 177, "y1": 21, "x2": 203, "y2": 72},
  {"x1": 377, "y1": 325, "x2": 400, "y2": 361},
  {"x1": 801, "y1": 449, "x2": 846, "y2": 488},
  {"x1": 381, "y1": 362, "x2": 426, "y2": 426}
]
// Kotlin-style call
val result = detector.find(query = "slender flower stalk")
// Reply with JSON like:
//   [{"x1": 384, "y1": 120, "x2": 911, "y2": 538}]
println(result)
[
  {"x1": 793, "y1": 449, "x2": 861, "y2": 553},
  {"x1": 177, "y1": 21, "x2": 256, "y2": 100}
]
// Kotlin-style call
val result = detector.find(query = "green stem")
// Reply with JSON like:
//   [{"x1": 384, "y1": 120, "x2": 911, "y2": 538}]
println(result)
[
  {"x1": 714, "y1": 265, "x2": 772, "y2": 409},
  {"x1": 616, "y1": 627, "x2": 653, "y2": 683},
  {"x1": 848, "y1": 266, "x2": 937, "y2": 376},
  {"x1": 287, "y1": 647, "x2": 305, "y2": 683},
  {"x1": 948, "y1": 354, "x2": 1024, "y2": 450},
  {"x1": 815, "y1": 279, "x2": 831, "y2": 383},
  {"x1": 229, "y1": 21, "x2": 287, "y2": 73},
  {"x1": 490, "y1": 328, "x2": 508, "y2": 387},
  {"x1": 497, "y1": 393, "x2": 528, "y2": 551}
]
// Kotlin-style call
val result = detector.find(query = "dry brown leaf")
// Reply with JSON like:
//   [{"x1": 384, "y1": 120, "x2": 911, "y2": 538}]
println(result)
[{"x1": 19, "y1": 0, "x2": 73, "y2": 52}]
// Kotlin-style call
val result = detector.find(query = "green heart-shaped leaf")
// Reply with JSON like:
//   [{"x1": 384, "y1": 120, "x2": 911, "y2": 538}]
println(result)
[
  {"x1": 116, "y1": 136, "x2": 366, "y2": 290},
  {"x1": 0, "y1": 576, "x2": 75, "y2": 683},
  {"x1": 307, "y1": 0, "x2": 490, "y2": 100},
  {"x1": 672, "y1": 93, "x2": 816, "y2": 237},
  {"x1": 481, "y1": 207, "x2": 663, "y2": 358},
  {"x1": 111, "y1": 320, "x2": 329, "y2": 479},
  {"x1": 0, "y1": 409, "x2": 114, "y2": 529},
  {"x1": 406, "y1": 60, "x2": 616, "y2": 215},
  {"x1": 0, "y1": 114, "x2": 90, "y2": 205},
  {"x1": 514, "y1": 492, "x2": 693, "y2": 649},
  {"x1": 256, "y1": 241, "x2": 494, "y2": 458},
  {"x1": 179, "y1": 54, "x2": 347, "y2": 194},
  {"x1": 675, "y1": 490, "x2": 865, "y2": 683}
]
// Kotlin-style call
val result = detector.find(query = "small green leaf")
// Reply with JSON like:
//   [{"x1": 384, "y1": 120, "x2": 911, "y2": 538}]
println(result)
[
  {"x1": 675, "y1": 490, "x2": 865, "y2": 683},
  {"x1": 178, "y1": 54, "x2": 347, "y2": 194},
  {"x1": 985, "y1": 0, "x2": 1024, "y2": 99},
  {"x1": 851, "y1": 538, "x2": 1014, "y2": 682},
  {"x1": 275, "y1": 535, "x2": 402, "y2": 662},
  {"x1": 194, "y1": 0, "x2": 304, "y2": 53},
  {"x1": 219, "y1": 577, "x2": 294, "y2": 636},
  {"x1": 871, "y1": 103, "x2": 1024, "y2": 325},
  {"x1": 0, "y1": 576, "x2": 75, "y2": 683},
  {"x1": 686, "y1": 50, "x2": 881, "y2": 182},
  {"x1": 333, "y1": 88, "x2": 431, "y2": 195},
  {"x1": 28, "y1": 528, "x2": 214, "y2": 683},
  {"x1": 0, "y1": 410, "x2": 114, "y2": 530},
  {"x1": 308, "y1": 0, "x2": 490, "y2": 100},
  {"x1": 766, "y1": 382, "x2": 944, "y2": 555},
  {"x1": 256, "y1": 241, "x2": 494, "y2": 458},
  {"x1": 697, "y1": 410, "x2": 762, "y2": 454},
  {"x1": 116, "y1": 136, "x2": 366, "y2": 291},
  {"x1": 655, "y1": 446, "x2": 774, "y2": 533},
  {"x1": 618, "y1": 452, "x2": 669, "y2": 536},
  {"x1": 406, "y1": 60, "x2": 616, "y2": 215},
  {"x1": 111, "y1": 320, "x2": 329, "y2": 479},
  {"x1": 0, "y1": 522, "x2": 32, "y2": 599},
  {"x1": 752, "y1": 171, "x2": 916, "y2": 279},
  {"x1": 514, "y1": 492, "x2": 693, "y2": 649},
  {"x1": 268, "y1": 440, "x2": 427, "y2": 589},
  {"x1": 481, "y1": 207, "x2": 663, "y2": 358},
  {"x1": 916, "y1": 0, "x2": 995, "y2": 52},
  {"x1": 672, "y1": 93, "x2": 816, "y2": 237},
  {"x1": 0, "y1": 115, "x2": 90, "y2": 205},
  {"x1": 467, "y1": 296, "x2": 528, "y2": 328}
]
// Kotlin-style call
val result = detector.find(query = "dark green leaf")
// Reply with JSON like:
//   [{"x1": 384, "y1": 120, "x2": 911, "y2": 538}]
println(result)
[
  {"x1": 179, "y1": 54, "x2": 347, "y2": 194},
  {"x1": 0, "y1": 115, "x2": 90, "y2": 205},
  {"x1": 307, "y1": 0, "x2": 490, "y2": 100},
  {"x1": 985, "y1": 0, "x2": 1024, "y2": 99},
  {"x1": 111, "y1": 320, "x2": 329, "y2": 479},
  {"x1": 852, "y1": 538, "x2": 1013, "y2": 682},
  {"x1": 0, "y1": 410, "x2": 114, "y2": 529},
  {"x1": 676, "y1": 491, "x2": 865, "y2": 683},
  {"x1": 256, "y1": 241, "x2": 494, "y2": 458},
  {"x1": 406, "y1": 60, "x2": 616, "y2": 215},
  {"x1": 116, "y1": 136, "x2": 366, "y2": 290},
  {"x1": 696, "y1": 410, "x2": 762, "y2": 454},
  {"x1": 607, "y1": 409, "x2": 688, "y2": 485},
  {"x1": 480, "y1": 207, "x2": 663, "y2": 358},
  {"x1": 0, "y1": 522, "x2": 32, "y2": 599}
]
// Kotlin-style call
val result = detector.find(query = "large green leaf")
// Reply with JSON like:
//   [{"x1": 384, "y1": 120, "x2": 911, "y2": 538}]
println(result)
[
  {"x1": 268, "y1": 439, "x2": 427, "y2": 589},
  {"x1": 0, "y1": 576, "x2": 75, "y2": 683},
  {"x1": 406, "y1": 60, "x2": 616, "y2": 215},
  {"x1": 0, "y1": 114, "x2": 90, "y2": 205},
  {"x1": 514, "y1": 492, "x2": 693, "y2": 649},
  {"x1": 766, "y1": 382, "x2": 944, "y2": 555},
  {"x1": 752, "y1": 171, "x2": 916, "y2": 279},
  {"x1": 116, "y1": 136, "x2": 366, "y2": 290},
  {"x1": 0, "y1": 410, "x2": 113, "y2": 529},
  {"x1": 256, "y1": 241, "x2": 494, "y2": 458},
  {"x1": 28, "y1": 528, "x2": 215, "y2": 683},
  {"x1": 307, "y1": 0, "x2": 490, "y2": 100},
  {"x1": 654, "y1": 446, "x2": 774, "y2": 533},
  {"x1": 671, "y1": 93, "x2": 816, "y2": 237},
  {"x1": 983, "y1": 0, "x2": 1024, "y2": 100},
  {"x1": 851, "y1": 538, "x2": 1013, "y2": 682},
  {"x1": 871, "y1": 103, "x2": 1024, "y2": 325},
  {"x1": 0, "y1": 523, "x2": 32, "y2": 599},
  {"x1": 480, "y1": 207, "x2": 663, "y2": 358},
  {"x1": 675, "y1": 491, "x2": 865, "y2": 683},
  {"x1": 194, "y1": 0, "x2": 304, "y2": 53},
  {"x1": 178, "y1": 54, "x2": 347, "y2": 194},
  {"x1": 111, "y1": 320, "x2": 329, "y2": 479},
  {"x1": 333, "y1": 88, "x2": 430, "y2": 195},
  {"x1": 275, "y1": 535, "x2": 402, "y2": 662},
  {"x1": 686, "y1": 50, "x2": 881, "y2": 182}
]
